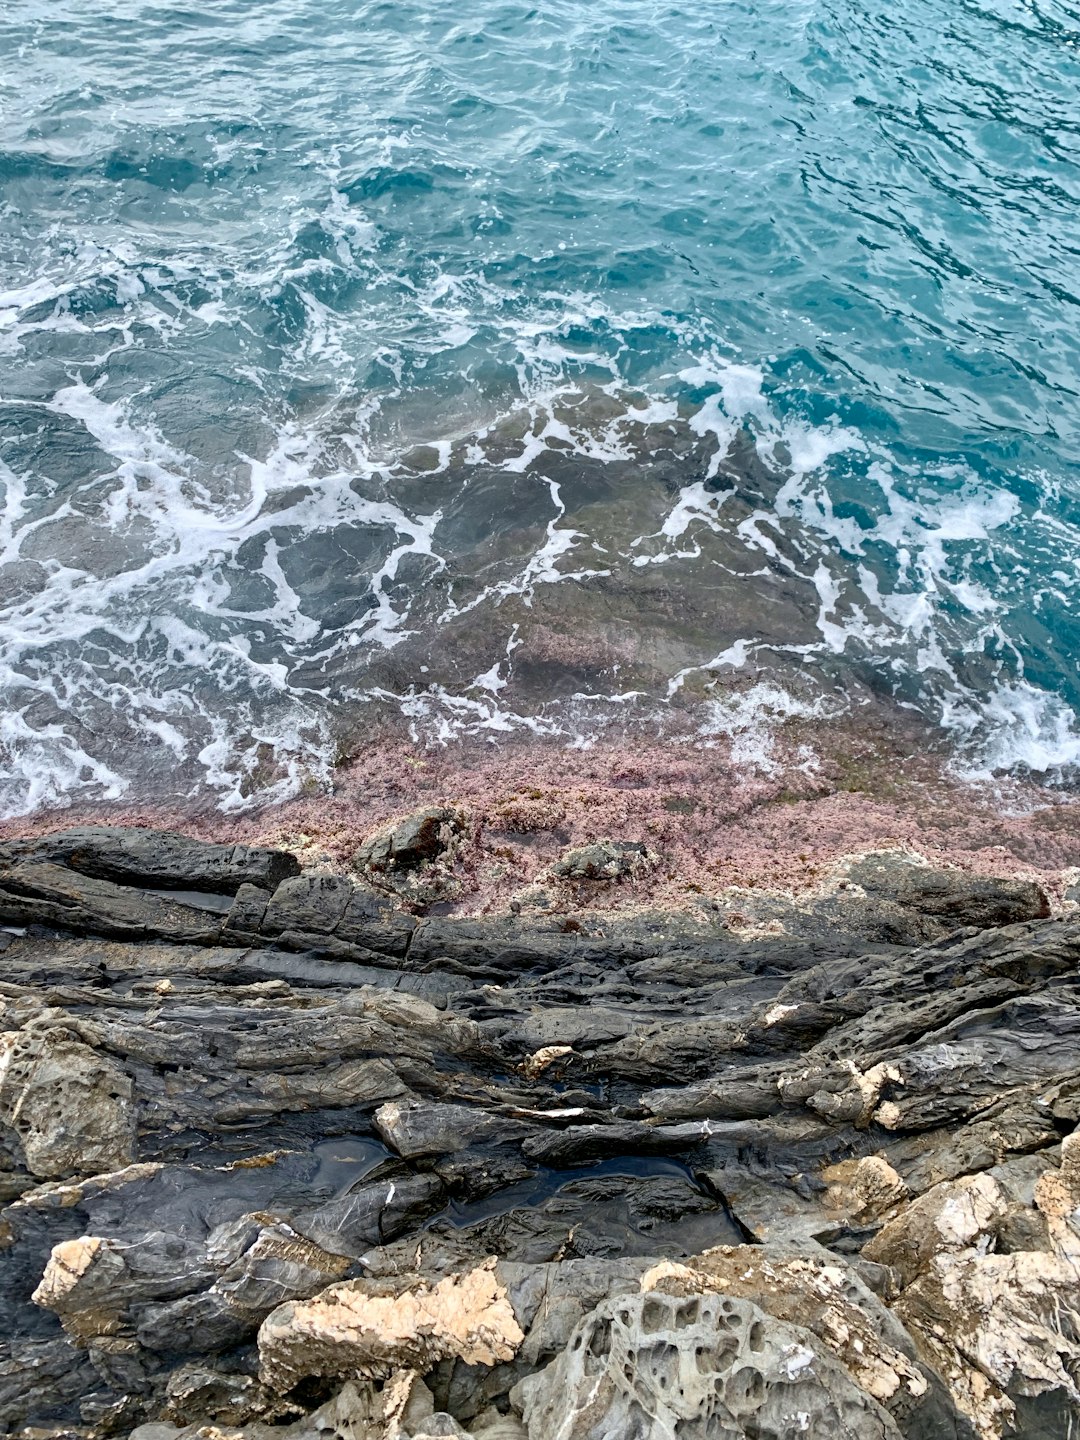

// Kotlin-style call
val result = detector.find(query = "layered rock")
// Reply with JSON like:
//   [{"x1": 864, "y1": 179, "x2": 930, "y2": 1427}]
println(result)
[{"x1": 0, "y1": 827, "x2": 1076, "y2": 1438}]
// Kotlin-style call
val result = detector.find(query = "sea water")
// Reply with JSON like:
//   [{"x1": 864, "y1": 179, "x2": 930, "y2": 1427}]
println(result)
[{"x1": 1, "y1": 0, "x2": 1079, "y2": 814}]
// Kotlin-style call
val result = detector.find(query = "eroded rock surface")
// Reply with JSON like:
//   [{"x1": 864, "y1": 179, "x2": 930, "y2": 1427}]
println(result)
[{"x1": 0, "y1": 828, "x2": 1076, "y2": 1438}]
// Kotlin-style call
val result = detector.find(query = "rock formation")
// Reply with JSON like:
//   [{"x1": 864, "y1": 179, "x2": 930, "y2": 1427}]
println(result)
[{"x1": 0, "y1": 826, "x2": 1076, "y2": 1438}]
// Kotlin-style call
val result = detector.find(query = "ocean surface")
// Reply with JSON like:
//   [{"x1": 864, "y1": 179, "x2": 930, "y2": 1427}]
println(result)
[{"x1": 2, "y1": 0, "x2": 1080, "y2": 816}]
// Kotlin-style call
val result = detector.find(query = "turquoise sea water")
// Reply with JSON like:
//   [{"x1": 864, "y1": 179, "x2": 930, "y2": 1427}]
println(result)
[{"x1": 1, "y1": 0, "x2": 1080, "y2": 813}]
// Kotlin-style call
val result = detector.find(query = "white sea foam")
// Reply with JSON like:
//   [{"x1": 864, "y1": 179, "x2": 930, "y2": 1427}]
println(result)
[{"x1": 2, "y1": 245, "x2": 1078, "y2": 813}]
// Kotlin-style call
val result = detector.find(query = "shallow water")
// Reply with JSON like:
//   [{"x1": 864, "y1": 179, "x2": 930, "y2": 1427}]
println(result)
[{"x1": 2, "y1": 0, "x2": 1080, "y2": 815}]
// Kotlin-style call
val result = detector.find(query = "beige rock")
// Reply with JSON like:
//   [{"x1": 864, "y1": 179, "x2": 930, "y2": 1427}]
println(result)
[
  {"x1": 1033, "y1": 1132, "x2": 1080, "y2": 1236},
  {"x1": 0, "y1": 1027, "x2": 136, "y2": 1178},
  {"x1": 778, "y1": 1058, "x2": 903, "y2": 1128},
  {"x1": 258, "y1": 1257, "x2": 525, "y2": 1392},
  {"x1": 31, "y1": 1235, "x2": 125, "y2": 1341},
  {"x1": 823, "y1": 1156, "x2": 909, "y2": 1226},
  {"x1": 519, "y1": 1045, "x2": 573, "y2": 1080},
  {"x1": 516, "y1": 1283, "x2": 902, "y2": 1440},
  {"x1": 857, "y1": 1163, "x2": 1080, "y2": 1439},
  {"x1": 896, "y1": 1248, "x2": 1080, "y2": 1440},
  {"x1": 861, "y1": 1172, "x2": 1007, "y2": 1288}
]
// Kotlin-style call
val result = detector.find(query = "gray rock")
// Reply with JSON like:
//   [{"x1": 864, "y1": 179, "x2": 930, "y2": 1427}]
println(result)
[
  {"x1": 291, "y1": 1171, "x2": 447, "y2": 1257},
  {"x1": 0, "y1": 1028, "x2": 136, "y2": 1179},
  {"x1": 0, "y1": 825, "x2": 1076, "y2": 1439},
  {"x1": 516, "y1": 1287, "x2": 902, "y2": 1439},
  {"x1": 0, "y1": 861, "x2": 226, "y2": 941},
  {"x1": 374, "y1": 1099, "x2": 532, "y2": 1159},
  {"x1": 550, "y1": 840, "x2": 652, "y2": 883},
  {"x1": 847, "y1": 853, "x2": 1050, "y2": 933},
  {"x1": 0, "y1": 826, "x2": 300, "y2": 894}
]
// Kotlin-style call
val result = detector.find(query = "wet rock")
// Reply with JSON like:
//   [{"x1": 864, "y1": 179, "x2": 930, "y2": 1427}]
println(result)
[
  {"x1": 714, "y1": 854, "x2": 1052, "y2": 946},
  {"x1": 354, "y1": 809, "x2": 467, "y2": 910},
  {"x1": 258, "y1": 1257, "x2": 525, "y2": 1392},
  {"x1": 291, "y1": 1170, "x2": 448, "y2": 1258},
  {"x1": 0, "y1": 1028, "x2": 136, "y2": 1179},
  {"x1": 374, "y1": 1100, "x2": 533, "y2": 1159},
  {"x1": 519, "y1": 1121, "x2": 706, "y2": 1168},
  {"x1": 0, "y1": 826, "x2": 1079, "y2": 1438},
  {"x1": 0, "y1": 861, "x2": 226, "y2": 941}
]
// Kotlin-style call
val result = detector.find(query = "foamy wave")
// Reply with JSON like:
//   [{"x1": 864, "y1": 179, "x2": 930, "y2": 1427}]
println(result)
[{"x1": 2, "y1": 254, "x2": 1078, "y2": 813}]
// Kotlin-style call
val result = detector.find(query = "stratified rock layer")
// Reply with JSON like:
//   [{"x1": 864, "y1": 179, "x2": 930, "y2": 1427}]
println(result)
[{"x1": 0, "y1": 827, "x2": 1076, "y2": 1439}]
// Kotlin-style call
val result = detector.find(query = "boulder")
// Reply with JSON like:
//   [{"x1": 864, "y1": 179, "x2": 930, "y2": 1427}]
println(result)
[
  {"x1": 374, "y1": 1100, "x2": 532, "y2": 1160},
  {"x1": 258, "y1": 1258, "x2": 525, "y2": 1392},
  {"x1": 356, "y1": 808, "x2": 464, "y2": 873},
  {"x1": 0, "y1": 861, "x2": 226, "y2": 941},
  {"x1": 549, "y1": 841, "x2": 654, "y2": 884},
  {"x1": 0, "y1": 1028, "x2": 136, "y2": 1179},
  {"x1": 846, "y1": 854, "x2": 1050, "y2": 934},
  {"x1": 637, "y1": 1247, "x2": 971, "y2": 1438},
  {"x1": 862, "y1": 1172, "x2": 1008, "y2": 1288},
  {"x1": 515, "y1": 1286, "x2": 902, "y2": 1439}
]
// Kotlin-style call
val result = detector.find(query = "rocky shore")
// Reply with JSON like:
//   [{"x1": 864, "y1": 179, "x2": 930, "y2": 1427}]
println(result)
[{"x1": 3, "y1": 821, "x2": 1080, "y2": 1439}]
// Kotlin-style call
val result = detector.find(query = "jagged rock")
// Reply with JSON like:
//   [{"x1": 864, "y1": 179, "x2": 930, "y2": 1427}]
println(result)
[
  {"x1": 711, "y1": 854, "x2": 1052, "y2": 946},
  {"x1": 519, "y1": 1120, "x2": 705, "y2": 1168},
  {"x1": 0, "y1": 827, "x2": 1078, "y2": 1438},
  {"x1": 0, "y1": 1337, "x2": 100, "y2": 1431},
  {"x1": 258, "y1": 1258, "x2": 525, "y2": 1392},
  {"x1": 862, "y1": 1172, "x2": 1009, "y2": 1288},
  {"x1": 549, "y1": 840, "x2": 654, "y2": 883},
  {"x1": 638, "y1": 1247, "x2": 972, "y2": 1438},
  {"x1": 161, "y1": 1363, "x2": 294, "y2": 1427},
  {"x1": 515, "y1": 1285, "x2": 903, "y2": 1439},
  {"x1": 0, "y1": 861, "x2": 226, "y2": 941},
  {"x1": 0, "y1": 1028, "x2": 136, "y2": 1179},
  {"x1": 357, "y1": 809, "x2": 464, "y2": 872},
  {"x1": 33, "y1": 1231, "x2": 216, "y2": 1341},
  {"x1": 823, "y1": 1157, "x2": 910, "y2": 1227},
  {"x1": 259, "y1": 874, "x2": 417, "y2": 958},
  {"x1": 290, "y1": 1170, "x2": 448, "y2": 1259},
  {"x1": 859, "y1": 1153, "x2": 1080, "y2": 1438},
  {"x1": 353, "y1": 810, "x2": 467, "y2": 910}
]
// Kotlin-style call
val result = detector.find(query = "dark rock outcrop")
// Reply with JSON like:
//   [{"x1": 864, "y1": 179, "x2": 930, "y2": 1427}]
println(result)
[{"x1": 0, "y1": 828, "x2": 1075, "y2": 1439}]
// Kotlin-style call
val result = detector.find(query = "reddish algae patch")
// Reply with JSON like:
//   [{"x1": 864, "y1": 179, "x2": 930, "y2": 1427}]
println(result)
[{"x1": 3, "y1": 724, "x2": 1079, "y2": 917}]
